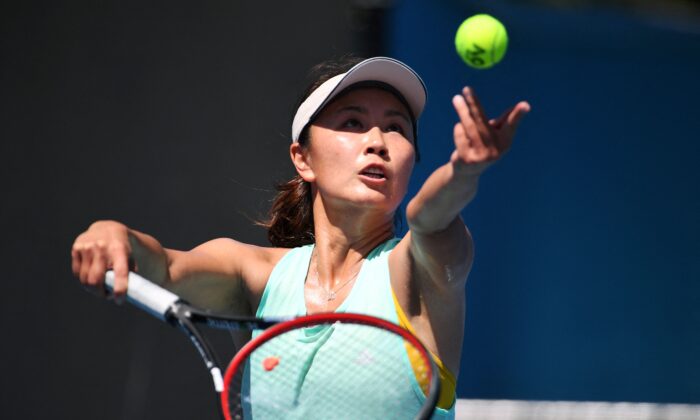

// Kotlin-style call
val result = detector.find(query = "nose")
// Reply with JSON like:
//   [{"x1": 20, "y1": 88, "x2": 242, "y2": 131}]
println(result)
[{"x1": 364, "y1": 127, "x2": 388, "y2": 158}]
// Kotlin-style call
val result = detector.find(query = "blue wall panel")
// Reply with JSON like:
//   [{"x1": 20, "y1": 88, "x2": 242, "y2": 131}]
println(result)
[{"x1": 389, "y1": 0, "x2": 700, "y2": 403}]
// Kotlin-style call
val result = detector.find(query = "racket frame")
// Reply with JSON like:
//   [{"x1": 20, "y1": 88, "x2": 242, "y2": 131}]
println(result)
[
  {"x1": 104, "y1": 271, "x2": 441, "y2": 420},
  {"x1": 220, "y1": 312, "x2": 441, "y2": 420}
]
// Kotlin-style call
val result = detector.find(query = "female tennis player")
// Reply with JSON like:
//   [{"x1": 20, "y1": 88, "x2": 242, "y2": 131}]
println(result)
[{"x1": 71, "y1": 56, "x2": 529, "y2": 418}]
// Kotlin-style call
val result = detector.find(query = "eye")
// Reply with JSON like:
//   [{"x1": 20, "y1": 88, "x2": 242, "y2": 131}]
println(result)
[
  {"x1": 386, "y1": 123, "x2": 405, "y2": 134},
  {"x1": 341, "y1": 118, "x2": 362, "y2": 129}
]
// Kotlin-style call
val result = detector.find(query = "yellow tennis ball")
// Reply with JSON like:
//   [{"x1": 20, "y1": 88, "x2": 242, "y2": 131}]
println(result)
[{"x1": 455, "y1": 14, "x2": 508, "y2": 69}]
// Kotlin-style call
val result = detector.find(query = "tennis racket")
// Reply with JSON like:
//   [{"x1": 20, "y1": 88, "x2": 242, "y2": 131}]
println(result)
[{"x1": 103, "y1": 271, "x2": 440, "y2": 420}]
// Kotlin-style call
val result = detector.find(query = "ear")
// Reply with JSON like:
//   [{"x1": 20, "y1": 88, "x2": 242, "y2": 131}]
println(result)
[{"x1": 290, "y1": 142, "x2": 315, "y2": 182}]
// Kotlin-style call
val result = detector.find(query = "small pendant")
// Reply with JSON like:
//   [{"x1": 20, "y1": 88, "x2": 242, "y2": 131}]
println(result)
[{"x1": 327, "y1": 291, "x2": 337, "y2": 301}]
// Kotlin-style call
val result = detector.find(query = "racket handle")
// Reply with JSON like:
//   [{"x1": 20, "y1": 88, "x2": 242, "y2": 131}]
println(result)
[{"x1": 105, "y1": 271, "x2": 180, "y2": 322}]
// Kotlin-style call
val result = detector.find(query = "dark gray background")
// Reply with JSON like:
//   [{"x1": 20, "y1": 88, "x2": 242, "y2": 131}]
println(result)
[{"x1": 2, "y1": 1, "x2": 372, "y2": 418}]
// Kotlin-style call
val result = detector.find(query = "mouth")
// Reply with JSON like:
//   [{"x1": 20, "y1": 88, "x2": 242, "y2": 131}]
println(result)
[{"x1": 359, "y1": 165, "x2": 387, "y2": 180}]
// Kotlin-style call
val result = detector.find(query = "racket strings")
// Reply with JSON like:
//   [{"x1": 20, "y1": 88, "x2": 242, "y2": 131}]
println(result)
[{"x1": 226, "y1": 322, "x2": 433, "y2": 419}]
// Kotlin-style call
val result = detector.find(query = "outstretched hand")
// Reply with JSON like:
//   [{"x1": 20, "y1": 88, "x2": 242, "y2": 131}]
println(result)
[{"x1": 451, "y1": 86, "x2": 530, "y2": 175}]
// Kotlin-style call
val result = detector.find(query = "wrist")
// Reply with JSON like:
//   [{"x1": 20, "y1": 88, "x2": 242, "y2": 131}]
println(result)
[{"x1": 450, "y1": 159, "x2": 484, "y2": 183}]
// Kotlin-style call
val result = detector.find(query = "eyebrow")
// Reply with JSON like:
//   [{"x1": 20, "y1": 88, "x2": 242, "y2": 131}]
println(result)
[{"x1": 335, "y1": 105, "x2": 411, "y2": 125}]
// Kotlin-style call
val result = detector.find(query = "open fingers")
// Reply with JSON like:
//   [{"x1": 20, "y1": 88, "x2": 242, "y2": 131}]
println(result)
[
  {"x1": 463, "y1": 87, "x2": 495, "y2": 146},
  {"x1": 490, "y1": 105, "x2": 515, "y2": 129},
  {"x1": 489, "y1": 101, "x2": 530, "y2": 150},
  {"x1": 505, "y1": 101, "x2": 531, "y2": 133},
  {"x1": 462, "y1": 87, "x2": 488, "y2": 128},
  {"x1": 453, "y1": 122, "x2": 469, "y2": 150},
  {"x1": 452, "y1": 94, "x2": 485, "y2": 150}
]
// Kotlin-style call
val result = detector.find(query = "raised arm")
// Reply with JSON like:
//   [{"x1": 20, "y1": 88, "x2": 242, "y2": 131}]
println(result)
[
  {"x1": 406, "y1": 86, "x2": 530, "y2": 286},
  {"x1": 391, "y1": 87, "x2": 529, "y2": 372}
]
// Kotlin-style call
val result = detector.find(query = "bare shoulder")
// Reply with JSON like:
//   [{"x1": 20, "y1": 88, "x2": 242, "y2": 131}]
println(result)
[
  {"x1": 190, "y1": 238, "x2": 290, "y2": 291},
  {"x1": 167, "y1": 238, "x2": 291, "y2": 313},
  {"x1": 188, "y1": 238, "x2": 289, "y2": 269}
]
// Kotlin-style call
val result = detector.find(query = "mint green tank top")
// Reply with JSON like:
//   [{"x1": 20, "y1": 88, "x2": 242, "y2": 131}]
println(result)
[{"x1": 245, "y1": 239, "x2": 455, "y2": 419}]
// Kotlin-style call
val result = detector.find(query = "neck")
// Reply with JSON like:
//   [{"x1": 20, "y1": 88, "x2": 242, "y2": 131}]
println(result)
[{"x1": 310, "y1": 196, "x2": 395, "y2": 289}]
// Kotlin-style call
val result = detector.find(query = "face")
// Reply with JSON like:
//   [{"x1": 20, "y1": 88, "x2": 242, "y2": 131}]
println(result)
[{"x1": 294, "y1": 87, "x2": 416, "y2": 216}]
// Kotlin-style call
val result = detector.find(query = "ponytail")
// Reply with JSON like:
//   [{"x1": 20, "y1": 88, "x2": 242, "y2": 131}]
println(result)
[{"x1": 260, "y1": 173, "x2": 315, "y2": 248}]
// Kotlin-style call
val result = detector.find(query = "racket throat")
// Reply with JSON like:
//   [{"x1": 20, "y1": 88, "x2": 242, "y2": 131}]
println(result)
[{"x1": 210, "y1": 367, "x2": 224, "y2": 392}]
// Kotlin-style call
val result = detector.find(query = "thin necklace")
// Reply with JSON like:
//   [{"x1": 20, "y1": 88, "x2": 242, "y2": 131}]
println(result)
[{"x1": 313, "y1": 249, "x2": 362, "y2": 301}]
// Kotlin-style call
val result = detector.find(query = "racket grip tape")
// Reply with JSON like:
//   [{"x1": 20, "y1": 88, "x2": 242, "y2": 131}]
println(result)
[{"x1": 104, "y1": 271, "x2": 180, "y2": 322}]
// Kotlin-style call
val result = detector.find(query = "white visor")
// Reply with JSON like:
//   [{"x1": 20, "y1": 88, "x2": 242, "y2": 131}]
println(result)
[{"x1": 291, "y1": 57, "x2": 427, "y2": 142}]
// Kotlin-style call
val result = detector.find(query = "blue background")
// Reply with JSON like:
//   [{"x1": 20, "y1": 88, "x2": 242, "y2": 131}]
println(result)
[{"x1": 390, "y1": 0, "x2": 700, "y2": 403}]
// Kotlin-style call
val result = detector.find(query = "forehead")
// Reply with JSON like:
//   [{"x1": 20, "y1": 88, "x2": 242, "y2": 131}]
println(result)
[{"x1": 319, "y1": 86, "x2": 412, "y2": 117}]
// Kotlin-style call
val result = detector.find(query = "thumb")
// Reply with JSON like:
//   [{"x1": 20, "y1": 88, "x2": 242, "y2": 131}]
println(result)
[{"x1": 504, "y1": 101, "x2": 531, "y2": 133}]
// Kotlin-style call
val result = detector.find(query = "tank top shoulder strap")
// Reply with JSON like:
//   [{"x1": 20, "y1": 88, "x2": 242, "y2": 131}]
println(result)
[
  {"x1": 256, "y1": 244, "x2": 313, "y2": 317},
  {"x1": 338, "y1": 238, "x2": 401, "y2": 320}
]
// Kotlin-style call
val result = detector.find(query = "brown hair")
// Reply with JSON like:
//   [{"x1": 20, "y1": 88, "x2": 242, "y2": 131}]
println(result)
[{"x1": 261, "y1": 55, "x2": 418, "y2": 247}]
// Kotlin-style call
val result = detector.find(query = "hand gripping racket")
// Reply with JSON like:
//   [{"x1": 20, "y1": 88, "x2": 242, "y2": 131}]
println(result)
[{"x1": 104, "y1": 271, "x2": 440, "y2": 420}]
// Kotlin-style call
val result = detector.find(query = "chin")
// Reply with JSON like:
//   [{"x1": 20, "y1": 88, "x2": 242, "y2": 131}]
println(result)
[{"x1": 352, "y1": 190, "x2": 402, "y2": 212}]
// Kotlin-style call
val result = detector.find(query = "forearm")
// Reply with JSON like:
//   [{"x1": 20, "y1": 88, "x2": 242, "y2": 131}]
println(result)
[
  {"x1": 406, "y1": 160, "x2": 480, "y2": 234},
  {"x1": 125, "y1": 227, "x2": 171, "y2": 284},
  {"x1": 127, "y1": 232, "x2": 248, "y2": 312}
]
